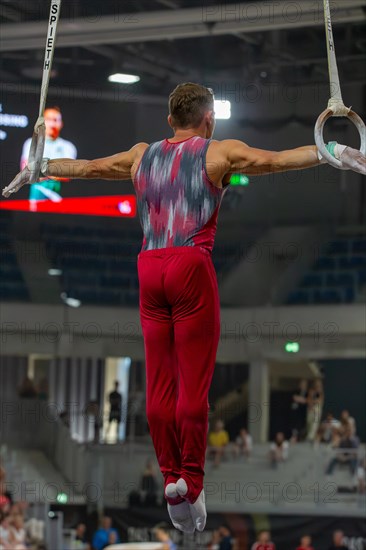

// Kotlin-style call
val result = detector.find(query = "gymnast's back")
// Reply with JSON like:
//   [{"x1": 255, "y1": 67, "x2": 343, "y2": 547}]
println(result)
[{"x1": 133, "y1": 136, "x2": 227, "y2": 252}]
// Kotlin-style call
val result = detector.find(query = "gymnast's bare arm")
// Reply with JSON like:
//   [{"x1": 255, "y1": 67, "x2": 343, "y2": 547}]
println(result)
[
  {"x1": 210, "y1": 140, "x2": 319, "y2": 180},
  {"x1": 222, "y1": 140, "x2": 320, "y2": 175},
  {"x1": 2, "y1": 143, "x2": 148, "y2": 197},
  {"x1": 46, "y1": 142, "x2": 149, "y2": 180},
  {"x1": 206, "y1": 139, "x2": 365, "y2": 187}
]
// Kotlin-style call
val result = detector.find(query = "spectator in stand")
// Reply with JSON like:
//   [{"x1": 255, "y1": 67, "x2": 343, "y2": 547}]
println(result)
[
  {"x1": 218, "y1": 524, "x2": 234, "y2": 550},
  {"x1": 290, "y1": 379, "x2": 309, "y2": 442},
  {"x1": 233, "y1": 428, "x2": 253, "y2": 460},
  {"x1": 103, "y1": 530, "x2": 118, "y2": 549},
  {"x1": 357, "y1": 457, "x2": 366, "y2": 493},
  {"x1": 18, "y1": 377, "x2": 37, "y2": 398},
  {"x1": 153, "y1": 522, "x2": 177, "y2": 550},
  {"x1": 207, "y1": 420, "x2": 230, "y2": 467},
  {"x1": 0, "y1": 512, "x2": 12, "y2": 550},
  {"x1": 315, "y1": 412, "x2": 341, "y2": 446},
  {"x1": 306, "y1": 379, "x2": 324, "y2": 442},
  {"x1": 0, "y1": 469, "x2": 10, "y2": 515},
  {"x1": 128, "y1": 387, "x2": 146, "y2": 436},
  {"x1": 92, "y1": 516, "x2": 120, "y2": 550},
  {"x1": 269, "y1": 432, "x2": 289, "y2": 468},
  {"x1": 0, "y1": 496, "x2": 8, "y2": 516},
  {"x1": 9, "y1": 514, "x2": 26, "y2": 550},
  {"x1": 328, "y1": 530, "x2": 348, "y2": 550},
  {"x1": 0, "y1": 496, "x2": 9, "y2": 516},
  {"x1": 251, "y1": 530, "x2": 276, "y2": 550},
  {"x1": 0, "y1": 465, "x2": 4, "y2": 484},
  {"x1": 59, "y1": 410, "x2": 71, "y2": 428},
  {"x1": 326, "y1": 425, "x2": 359, "y2": 476},
  {"x1": 107, "y1": 381, "x2": 123, "y2": 442},
  {"x1": 296, "y1": 535, "x2": 315, "y2": 550},
  {"x1": 75, "y1": 523, "x2": 90, "y2": 549},
  {"x1": 339, "y1": 410, "x2": 356, "y2": 437},
  {"x1": 37, "y1": 377, "x2": 49, "y2": 400},
  {"x1": 85, "y1": 400, "x2": 103, "y2": 444},
  {"x1": 14, "y1": 502, "x2": 28, "y2": 519},
  {"x1": 207, "y1": 529, "x2": 221, "y2": 550},
  {"x1": 141, "y1": 459, "x2": 158, "y2": 506},
  {"x1": 0, "y1": 467, "x2": 5, "y2": 509}
]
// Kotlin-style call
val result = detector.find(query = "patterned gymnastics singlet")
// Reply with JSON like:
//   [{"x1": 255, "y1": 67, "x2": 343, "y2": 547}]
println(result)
[{"x1": 134, "y1": 136, "x2": 228, "y2": 252}]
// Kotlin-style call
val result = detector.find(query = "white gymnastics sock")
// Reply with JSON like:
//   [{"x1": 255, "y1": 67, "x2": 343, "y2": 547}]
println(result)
[
  {"x1": 165, "y1": 483, "x2": 178, "y2": 499},
  {"x1": 176, "y1": 478, "x2": 188, "y2": 497},
  {"x1": 188, "y1": 489, "x2": 207, "y2": 532},
  {"x1": 176, "y1": 478, "x2": 207, "y2": 532},
  {"x1": 167, "y1": 501, "x2": 195, "y2": 533}
]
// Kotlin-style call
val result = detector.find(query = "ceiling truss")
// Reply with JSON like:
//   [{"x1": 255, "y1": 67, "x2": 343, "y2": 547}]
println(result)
[{"x1": 1, "y1": 1, "x2": 365, "y2": 52}]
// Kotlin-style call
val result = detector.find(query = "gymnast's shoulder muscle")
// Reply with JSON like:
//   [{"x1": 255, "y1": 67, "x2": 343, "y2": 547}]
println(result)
[{"x1": 206, "y1": 139, "x2": 250, "y2": 186}]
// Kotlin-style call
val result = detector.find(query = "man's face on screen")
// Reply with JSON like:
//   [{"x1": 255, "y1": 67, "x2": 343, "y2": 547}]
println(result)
[{"x1": 44, "y1": 108, "x2": 63, "y2": 139}]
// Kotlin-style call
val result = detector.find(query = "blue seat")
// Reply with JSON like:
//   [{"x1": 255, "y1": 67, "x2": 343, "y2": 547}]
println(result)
[
  {"x1": 357, "y1": 270, "x2": 366, "y2": 284},
  {"x1": 0, "y1": 234, "x2": 11, "y2": 245},
  {"x1": 110, "y1": 259, "x2": 137, "y2": 273},
  {"x1": 67, "y1": 288, "x2": 97, "y2": 303},
  {"x1": 326, "y1": 273, "x2": 354, "y2": 286},
  {"x1": 327, "y1": 240, "x2": 349, "y2": 254},
  {"x1": 314, "y1": 256, "x2": 335, "y2": 270},
  {"x1": 101, "y1": 275, "x2": 131, "y2": 287},
  {"x1": 0, "y1": 270, "x2": 23, "y2": 283},
  {"x1": 338, "y1": 256, "x2": 366, "y2": 269},
  {"x1": 109, "y1": 259, "x2": 128, "y2": 271},
  {"x1": 71, "y1": 226, "x2": 95, "y2": 237},
  {"x1": 343, "y1": 287, "x2": 355, "y2": 302},
  {"x1": 98, "y1": 290, "x2": 123, "y2": 305},
  {"x1": 65, "y1": 272, "x2": 99, "y2": 286},
  {"x1": 301, "y1": 273, "x2": 323, "y2": 287},
  {"x1": 124, "y1": 292, "x2": 140, "y2": 306},
  {"x1": 287, "y1": 290, "x2": 309, "y2": 304},
  {"x1": 352, "y1": 239, "x2": 366, "y2": 253},
  {"x1": 313, "y1": 289, "x2": 342, "y2": 304},
  {"x1": 0, "y1": 252, "x2": 17, "y2": 264},
  {"x1": 0, "y1": 285, "x2": 29, "y2": 301}
]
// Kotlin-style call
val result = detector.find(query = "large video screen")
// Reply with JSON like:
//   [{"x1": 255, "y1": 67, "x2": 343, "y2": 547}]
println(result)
[{"x1": 0, "y1": 91, "x2": 139, "y2": 216}]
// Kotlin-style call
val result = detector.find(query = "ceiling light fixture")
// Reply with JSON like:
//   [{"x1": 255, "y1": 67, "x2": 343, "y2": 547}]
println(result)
[
  {"x1": 214, "y1": 100, "x2": 231, "y2": 120},
  {"x1": 108, "y1": 73, "x2": 140, "y2": 84}
]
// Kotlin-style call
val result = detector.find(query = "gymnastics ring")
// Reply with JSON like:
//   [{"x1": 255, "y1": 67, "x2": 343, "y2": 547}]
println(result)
[
  {"x1": 2, "y1": 0, "x2": 61, "y2": 194},
  {"x1": 28, "y1": 117, "x2": 46, "y2": 183},
  {"x1": 315, "y1": 0, "x2": 366, "y2": 169},
  {"x1": 315, "y1": 107, "x2": 366, "y2": 169}
]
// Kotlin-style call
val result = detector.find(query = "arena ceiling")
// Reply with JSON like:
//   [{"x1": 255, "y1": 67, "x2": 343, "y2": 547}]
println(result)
[{"x1": 1, "y1": 0, "x2": 366, "y2": 98}]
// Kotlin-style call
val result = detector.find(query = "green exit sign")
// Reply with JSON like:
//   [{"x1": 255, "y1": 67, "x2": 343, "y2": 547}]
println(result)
[
  {"x1": 230, "y1": 173, "x2": 249, "y2": 186},
  {"x1": 285, "y1": 342, "x2": 300, "y2": 353}
]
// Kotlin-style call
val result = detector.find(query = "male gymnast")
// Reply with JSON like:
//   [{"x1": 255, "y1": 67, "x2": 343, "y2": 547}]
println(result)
[{"x1": 3, "y1": 83, "x2": 365, "y2": 533}]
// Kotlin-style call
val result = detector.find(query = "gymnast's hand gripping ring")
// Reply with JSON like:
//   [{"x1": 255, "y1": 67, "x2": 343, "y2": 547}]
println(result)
[{"x1": 315, "y1": 105, "x2": 366, "y2": 169}]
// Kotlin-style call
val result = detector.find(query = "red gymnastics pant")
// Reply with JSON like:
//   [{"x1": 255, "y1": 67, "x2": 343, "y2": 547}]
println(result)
[{"x1": 138, "y1": 246, "x2": 220, "y2": 504}]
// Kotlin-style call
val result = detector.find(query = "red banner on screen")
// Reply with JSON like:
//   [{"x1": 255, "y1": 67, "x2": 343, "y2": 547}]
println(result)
[{"x1": 0, "y1": 195, "x2": 137, "y2": 217}]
